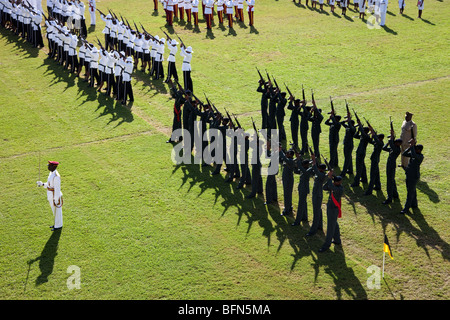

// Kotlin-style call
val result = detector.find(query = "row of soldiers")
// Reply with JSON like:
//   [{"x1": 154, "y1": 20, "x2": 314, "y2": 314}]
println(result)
[
  {"x1": 46, "y1": 0, "x2": 88, "y2": 37},
  {"x1": 0, "y1": 0, "x2": 45, "y2": 48},
  {"x1": 166, "y1": 79, "x2": 347, "y2": 252},
  {"x1": 157, "y1": 0, "x2": 256, "y2": 29},
  {"x1": 44, "y1": 15, "x2": 135, "y2": 104},
  {"x1": 96, "y1": 8, "x2": 194, "y2": 93},
  {"x1": 166, "y1": 72, "x2": 424, "y2": 251},
  {"x1": 294, "y1": 0, "x2": 427, "y2": 23}
]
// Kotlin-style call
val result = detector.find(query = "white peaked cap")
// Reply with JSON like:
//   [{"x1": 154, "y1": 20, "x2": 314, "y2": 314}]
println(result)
[{"x1": 186, "y1": 46, "x2": 193, "y2": 53}]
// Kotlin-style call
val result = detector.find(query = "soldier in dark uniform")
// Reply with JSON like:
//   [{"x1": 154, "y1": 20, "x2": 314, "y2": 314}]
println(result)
[
  {"x1": 340, "y1": 116, "x2": 356, "y2": 177},
  {"x1": 276, "y1": 91, "x2": 287, "y2": 142},
  {"x1": 292, "y1": 159, "x2": 314, "y2": 226},
  {"x1": 364, "y1": 127, "x2": 384, "y2": 196},
  {"x1": 267, "y1": 86, "x2": 278, "y2": 139},
  {"x1": 246, "y1": 134, "x2": 263, "y2": 198},
  {"x1": 309, "y1": 101, "x2": 324, "y2": 161},
  {"x1": 306, "y1": 152, "x2": 327, "y2": 236},
  {"x1": 237, "y1": 132, "x2": 252, "y2": 189},
  {"x1": 225, "y1": 124, "x2": 241, "y2": 182},
  {"x1": 324, "y1": 112, "x2": 342, "y2": 168},
  {"x1": 182, "y1": 91, "x2": 194, "y2": 152},
  {"x1": 400, "y1": 140, "x2": 424, "y2": 214},
  {"x1": 287, "y1": 97, "x2": 301, "y2": 149},
  {"x1": 351, "y1": 119, "x2": 370, "y2": 187},
  {"x1": 257, "y1": 80, "x2": 270, "y2": 130},
  {"x1": 167, "y1": 81, "x2": 185, "y2": 143},
  {"x1": 211, "y1": 117, "x2": 230, "y2": 176},
  {"x1": 299, "y1": 102, "x2": 311, "y2": 155},
  {"x1": 382, "y1": 132, "x2": 402, "y2": 204},
  {"x1": 264, "y1": 141, "x2": 278, "y2": 205},
  {"x1": 279, "y1": 148, "x2": 298, "y2": 216},
  {"x1": 319, "y1": 173, "x2": 344, "y2": 252}
]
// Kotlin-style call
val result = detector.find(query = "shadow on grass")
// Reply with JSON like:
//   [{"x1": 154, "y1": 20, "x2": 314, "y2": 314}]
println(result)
[
  {"x1": 0, "y1": 25, "x2": 40, "y2": 58},
  {"x1": 27, "y1": 229, "x2": 62, "y2": 286},
  {"x1": 342, "y1": 173, "x2": 449, "y2": 262},
  {"x1": 171, "y1": 155, "x2": 368, "y2": 299},
  {"x1": 38, "y1": 57, "x2": 134, "y2": 127}
]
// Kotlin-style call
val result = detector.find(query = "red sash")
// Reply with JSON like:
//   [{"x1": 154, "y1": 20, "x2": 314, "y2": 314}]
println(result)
[
  {"x1": 174, "y1": 103, "x2": 181, "y2": 122},
  {"x1": 331, "y1": 192, "x2": 342, "y2": 218}
]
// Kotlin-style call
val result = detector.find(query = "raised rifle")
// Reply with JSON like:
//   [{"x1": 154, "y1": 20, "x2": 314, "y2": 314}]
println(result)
[
  {"x1": 328, "y1": 96, "x2": 335, "y2": 115},
  {"x1": 273, "y1": 77, "x2": 280, "y2": 91},
  {"x1": 284, "y1": 83, "x2": 294, "y2": 99},
  {"x1": 302, "y1": 84, "x2": 306, "y2": 103},
  {"x1": 256, "y1": 67, "x2": 265, "y2": 83},
  {"x1": 95, "y1": 36, "x2": 105, "y2": 51},
  {"x1": 345, "y1": 99, "x2": 351, "y2": 119},
  {"x1": 251, "y1": 117, "x2": 259, "y2": 138},
  {"x1": 352, "y1": 108, "x2": 361, "y2": 126},
  {"x1": 133, "y1": 21, "x2": 141, "y2": 34},
  {"x1": 321, "y1": 155, "x2": 334, "y2": 174},
  {"x1": 232, "y1": 113, "x2": 243, "y2": 130},
  {"x1": 96, "y1": 8, "x2": 106, "y2": 17},
  {"x1": 388, "y1": 116, "x2": 395, "y2": 139},
  {"x1": 174, "y1": 31, "x2": 185, "y2": 48},
  {"x1": 224, "y1": 108, "x2": 236, "y2": 129},
  {"x1": 160, "y1": 27, "x2": 173, "y2": 42},
  {"x1": 265, "y1": 70, "x2": 272, "y2": 86}
]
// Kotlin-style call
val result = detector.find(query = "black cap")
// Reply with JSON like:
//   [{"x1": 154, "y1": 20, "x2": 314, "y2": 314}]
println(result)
[{"x1": 333, "y1": 175, "x2": 343, "y2": 182}]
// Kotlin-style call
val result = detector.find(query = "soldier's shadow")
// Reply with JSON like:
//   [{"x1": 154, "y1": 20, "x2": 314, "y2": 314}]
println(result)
[
  {"x1": 27, "y1": 229, "x2": 62, "y2": 286},
  {"x1": 0, "y1": 26, "x2": 40, "y2": 58}
]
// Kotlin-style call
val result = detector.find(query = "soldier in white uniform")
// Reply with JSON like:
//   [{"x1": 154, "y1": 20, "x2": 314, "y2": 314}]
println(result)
[
  {"x1": 379, "y1": 0, "x2": 387, "y2": 26},
  {"x1": 398, "y1": 0, "x2": 405, "y2": 14},
  {"x1": 165, "y1": 38, "x2": 179, "y2": 83},
  {"x1": 180, "y1": 44, "x2": 193, "y2": 92},
  {"x1": 417, "y1": 0, "x2": 424, "y2": 18},
  {"x1": 400, "y1": 112, "x2": 417, "y2": 167},
  {"x1": 122, "y1": 56, "x2": 134, "y2": 105},
  {"x1": 88, "y1": 0, "x2": 96, "y2": 26},
  {"x1": 246, "y1": 0, "x2": 254, "y2": 26},
  {"x1": 37, "y1": 161, "x2": 63, "y2": 231}
]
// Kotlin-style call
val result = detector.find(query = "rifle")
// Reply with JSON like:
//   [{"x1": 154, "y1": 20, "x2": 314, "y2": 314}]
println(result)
[
  {"x1": 224, "y1": 108, "x2": 236, "y2": 129},
  {"x1": 232, "y1": 113, "x2": 242, "y2": 130},
  {"x1": 96, "y1": 8, "x2": 106, "y2": 17},
  {"x1": 289, "y1": 142, "x2": 301, "y2": 155},
  {"x1": 344, "y1": 99, "x2": 351, "y2": 119},
  {"x1": 273, "y1": 77, "x2": 280, "y2": 91},
  {"x1": 160, "y1": 27, "x2": 173, "y2": 41},
  {"x1": 329, "y1": 96, "x2": 335, "y2": 115},
  {"x1": 133, "y1": 21, "x2": 141, "y2": 34},
  {"x1": 265, "y1": 70, "x2": 272, "y2": 86},
  {"x1": 284, "y1": 83, "x2": 294, "y2": 99},
  {"x1": 363, "y1": 116, "x2": 372, "y2": 130},
  {"x1": 352, "y1": 108, "x2": 361, "y2": 126},
  {"x1": 251, "y1": 117, "x2": 259, "y2": 138},
  {"x1": 125, "y1": 18, "x2": 132, "y2": 30},
  {"x1": 302, "y1": 84, "x2": 306, "y2": 102},
  {"x1": 321, "y1": 155, "x2": 334, "y2": 174},
  {"x1": 388, "y1": 116, "x2": 395, "y2": 139},
  {"x1": 174, "y1": 31, "x2": 185, "y2": 48},
  {"x1": 309, "y1": 146, "x2": 314, "y2": 156},
  {"x1": 256, "y1": 67, "x2": 265, "y2": 84},
  {"x1": 95, "y1": 36, "x2": 105, "y2": 51}
]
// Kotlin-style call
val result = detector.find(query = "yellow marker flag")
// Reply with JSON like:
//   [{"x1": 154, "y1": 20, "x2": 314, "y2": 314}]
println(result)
[{"x1": 383, "y1": 235, "x2": 394, "y2": 260}]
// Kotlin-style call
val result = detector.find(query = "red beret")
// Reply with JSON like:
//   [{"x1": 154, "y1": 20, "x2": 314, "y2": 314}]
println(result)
[{"x1": 48, "y1": 161, "x2": 59, "y2": 165}]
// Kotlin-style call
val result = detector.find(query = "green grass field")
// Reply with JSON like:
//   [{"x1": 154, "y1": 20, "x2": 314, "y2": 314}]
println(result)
[{"x1": 0, "y1": 0, "x2": 449, "y2": 300}]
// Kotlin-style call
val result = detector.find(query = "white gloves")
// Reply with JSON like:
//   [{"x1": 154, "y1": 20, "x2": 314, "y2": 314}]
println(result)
[{"x1": 37, "y1": 181, "x2": 44, "y2": 187}]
